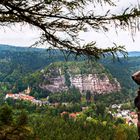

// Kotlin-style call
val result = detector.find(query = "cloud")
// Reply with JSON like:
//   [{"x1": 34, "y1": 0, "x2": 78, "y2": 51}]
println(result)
[
  {"x1": 0, "y1": 24, "x2": 41, "y2": 47},
  {"x1": 0, "y1": 0, "x2": 140, "y2": 51}
]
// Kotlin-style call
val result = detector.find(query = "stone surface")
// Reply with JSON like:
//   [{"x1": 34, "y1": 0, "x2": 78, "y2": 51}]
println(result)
[
  {"x1": 40, "y1": 73, "x2": 121, "y2": 94},
  {"x1": 132, "y1": 71, "x2": 140, "y2": 85}
]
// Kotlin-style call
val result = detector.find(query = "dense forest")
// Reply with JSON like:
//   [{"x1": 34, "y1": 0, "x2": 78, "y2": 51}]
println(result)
[
  {"x1": 0, "y1": 44, "x2": 66, "y2": 82},
  {"x1": 101, "y1": 57, "x2": 139, "y2": 89},
  {"x1": 0, "y1": 99, "x2": 137, "y2": 140},
  {"x1": 0, "y1": 44, "x2": 67, "y2": 94}
]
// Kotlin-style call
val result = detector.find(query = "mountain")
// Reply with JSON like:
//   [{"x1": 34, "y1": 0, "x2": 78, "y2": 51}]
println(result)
[
  {"x1": 23, "y1": 61, "x2": 121, "y2": 98},
  {"x1": 0, "y1": 44, "x2": 46, "y2": 52},
  {"x1": 128, "y1": 51, "x2": 140, "y2": 57},
  {"x1": 100, "y1": 56, "x2": 140, "y2": 91},
  {"x1": 0, "y1": 44, "x2": 65, "y2": 83},
  {"x1": 0, "y1": 44, "x2": 138, "y2": 98}
]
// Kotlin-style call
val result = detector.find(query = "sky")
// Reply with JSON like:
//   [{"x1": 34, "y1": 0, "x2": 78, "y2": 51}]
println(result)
[{"x1": 0, "y1": 0, "x2": 140, "y2": 51}]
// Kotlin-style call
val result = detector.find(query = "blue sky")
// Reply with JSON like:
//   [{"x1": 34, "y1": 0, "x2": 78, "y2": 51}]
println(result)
[{"x1": 0, "y1": 0, "x2": 140, "y2": 51}]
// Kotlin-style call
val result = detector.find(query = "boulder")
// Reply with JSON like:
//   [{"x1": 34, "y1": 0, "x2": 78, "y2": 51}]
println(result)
[{"x1": 132, "y1": 71, "x2": 140, "y2": 85}]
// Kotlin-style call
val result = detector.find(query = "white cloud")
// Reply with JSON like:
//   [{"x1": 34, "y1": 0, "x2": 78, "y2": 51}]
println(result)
[
  {"x1": 0, "y1": 24, "x2": 41, "y2": 47},
  {"x1": 79, "y1": 27, "x2": 140, "y2": 51}
]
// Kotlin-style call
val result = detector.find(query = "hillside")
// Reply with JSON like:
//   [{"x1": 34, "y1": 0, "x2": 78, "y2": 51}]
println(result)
[
  {"x1": 0, "y1": 44, "x2": 139, "y2": 101},
  {"x1": 0, "y1": 44, "x2": 65, "y2": 83},
  {"x1": 100, "y1": 56, "x2": 140, "y2": 90},
  {"x1": 128, "y1": 51, "x2": 140, "y2": 57},
  {"x1": 22, "y1": 61, "x2": 121, "y2": 98}
]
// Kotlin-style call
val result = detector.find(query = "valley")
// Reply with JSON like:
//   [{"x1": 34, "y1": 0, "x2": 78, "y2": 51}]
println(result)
[{"x1": 0, "y1": 44, "x2": 139, "y2": 139}]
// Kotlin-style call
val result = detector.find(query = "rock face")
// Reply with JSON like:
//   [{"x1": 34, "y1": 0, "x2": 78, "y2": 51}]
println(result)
[
  {"x1": 70, "y1": 74, "x2": 121, "y2": 94},
  {"x1": 132, "y1": 71, "x2": 140, "y2": 85},
  {"x1": 41, "y1": 76, "x2": 67, "y2": 93},
  {"x1": 41, "y1": 73, "x2": 121, "y2": 94},
  {"x1": 39, "y1": 61, "x2": 121, "y2": 94}
]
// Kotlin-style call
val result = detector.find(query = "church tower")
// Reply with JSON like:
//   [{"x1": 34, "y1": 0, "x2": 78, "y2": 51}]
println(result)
[{"x1": 25, "y1": 86, "x2": 31, "y2": 95}]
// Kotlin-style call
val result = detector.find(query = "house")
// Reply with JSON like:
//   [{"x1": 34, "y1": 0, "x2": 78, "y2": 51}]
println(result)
[
  {"x1": 60, "y1": 111, "x2": 68, "y2": 117},
  {"x1": 130, "y1": 112, "x2": 137, "y2": 119},
  {"x1": 132, "y1": 118, "x2": 138, "y2": 126},
  {"x1": 82, "y1": 106, "x2": 89, "y2": 111},
  {"x1": 69, "y1": 112, "x2": 80, "y2": 119},
  {"x1": 125, "y1": 117, "x2": 138, "y2": 126},
  {"x1": 5, "y1": 93, "x2": 16, "y2": 99},
  {"x1": 121, "y1": 110, "x2": 130, "y2": 117},
  {"x1": 19, "y1": 94, "x2": 35, "y2": 101},
  {"x1": 32, "y1": 99, "x2": 43, "y2": 106},
  {"x1": 111, "y1": 104, "x2": 122, "y2": 109},
  {"x1": 5, "y1": 93, "x2": 35, "y2": 102}
]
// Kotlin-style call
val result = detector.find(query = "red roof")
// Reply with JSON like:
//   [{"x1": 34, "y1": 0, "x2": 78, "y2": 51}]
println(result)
[
  {"x1": 19, "y1": 94, "x2": 34, "y2": 101},
  {"x1": 69, "y1": 112, "x2": 80, "y2": 118},
  {"x1": 7, "y1": 93, "x2": 14, "y2": 96},
  {"x1": 60, "y1": 111, "x2": 68, "y2": 116},
  {"x1": 69, "y1": 113, "x2": 77, "y2": 118}
]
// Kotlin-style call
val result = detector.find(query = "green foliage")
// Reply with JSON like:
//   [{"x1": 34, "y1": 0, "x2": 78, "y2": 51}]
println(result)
[
  {"x1": 101, "y1": 57, "x2": 140, "y2": 90},
  {"x1": 43, "y1": 60, "x2": 110, "y2": 76},
  {"x1": 86, "y1": 90, "x2": 92, "y2": 103},
  {"x1": 64, "y1": 66, "x2": 71, "y2": 88},
  {"x1": 29, "y1": 113, "x2": 137, "y2": 140},
  {"x1": 94, "y1": 89, "x2": 135, "y2": 107},
  {"x1": 0, "y1": 46, "x2": 139, "y2": 139},
  {"x1": 17, "y1": 110, "x2": 28, "y2": 126},
  {"x1": 0, "y1": 104, "x2": 33, "y2": 140},
  {"x1": 121, "y1": 102, "x2": 132, "y2": 110},
  {"x1": 6, "y1": 99, "x2": 36, "y2": 113},
  {"x1": 0, "y1": 104, "x2": 13, "y2": 125},
  {"x1": 115, "y1": 117, "x2": 125, "y2": 126},
  {"x1": 0, "y1": 45, "x2": 65, "y2": 93},
  {"x1": 49, "y1": 87, "x2": 81, "y2": 103},
  {"x1": 0, "y1": 101, "x2": 137, "y2": 140}
]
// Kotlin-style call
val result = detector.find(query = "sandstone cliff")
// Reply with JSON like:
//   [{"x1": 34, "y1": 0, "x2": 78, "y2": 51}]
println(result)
[{"x1": 40, "y1": 61, "x2": 121, "y2": 94}]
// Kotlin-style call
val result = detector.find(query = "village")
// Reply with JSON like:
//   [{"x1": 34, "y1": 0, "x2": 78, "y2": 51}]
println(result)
[
  {"x1": 5, "y1": 86, "x2": 138, "y2": 126},
  {"x1": 5, "y1": 86, "x2": 48, "y2": 106},
  {"x1": 110, "y1": 104, "x2": 137, "y2": 126}
]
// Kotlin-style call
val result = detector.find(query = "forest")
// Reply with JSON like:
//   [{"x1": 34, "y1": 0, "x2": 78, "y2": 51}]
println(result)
[
  {"x1": 0, "y1": 45, "x2": 139, "y2": 139},
  {"x1": 0, "y1": 98, "x2": 138, "y2": 140},
  {"x1": 0, "y1": 45, "x2": 139, "y2": 105}
]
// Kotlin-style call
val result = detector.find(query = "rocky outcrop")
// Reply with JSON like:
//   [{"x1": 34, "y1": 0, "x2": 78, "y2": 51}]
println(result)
[
  {"x1": 41, "y1": 73, "x2": 121, "y2": 94},
  {"x1": 40, "y1": 76, "x2": 67, "y2": 93},
  {"x1": 70, "y1": 74, "x2": 121, "y2": 94}
]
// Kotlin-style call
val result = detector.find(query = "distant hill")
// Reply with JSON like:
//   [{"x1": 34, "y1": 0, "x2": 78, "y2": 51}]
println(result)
[
  {"x1": 100, "y1": 56, "x2": 140, "y2": 91},
  {"x1": 128, "y1": 51, "x2": 140, "y2": 57},
  {"x1": 0, "y1": 44, "x2": 45, "y2": 52},
  {"x1": 0, "y1": 44, "x2": 139, "y2": 97},
  {"x1": 117, "y1": 51, "x2": 140, "y2": 58},
  {"x1": 0, "y1": 44, "x2": 66, "y2": 84}
]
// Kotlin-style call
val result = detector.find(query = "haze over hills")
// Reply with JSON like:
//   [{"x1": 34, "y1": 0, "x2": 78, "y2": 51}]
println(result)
[
  {"x1": 0, "y1": 44, "x2": 42, "y2": 51},
  {"x1": 1, "y1": 43, "x2": 140, "y2": 56}
]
